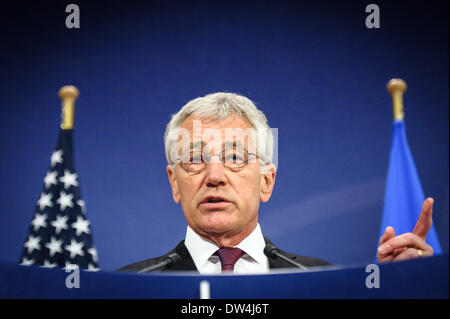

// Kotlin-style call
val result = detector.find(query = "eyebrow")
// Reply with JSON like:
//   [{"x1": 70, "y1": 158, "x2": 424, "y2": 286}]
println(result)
[
  {"x1": 224, "y1": 140, "x2": 244, "y2": 149},
  {"x1": 188, "y1": 141, "x2": 207, "y2": 151},
  {"x1": 188, "y1": 140, "x2": 245, "y2": 150}
]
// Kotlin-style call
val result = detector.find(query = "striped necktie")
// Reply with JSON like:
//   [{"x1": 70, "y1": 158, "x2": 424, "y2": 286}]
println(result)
[{"x1": 215, "y1": 247, "x2": 244, "y2": 272}]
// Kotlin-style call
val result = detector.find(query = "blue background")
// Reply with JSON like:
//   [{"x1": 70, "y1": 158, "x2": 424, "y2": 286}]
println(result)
[{"x1": 0, "y1": 0, "x2": 448, "y2": 271}]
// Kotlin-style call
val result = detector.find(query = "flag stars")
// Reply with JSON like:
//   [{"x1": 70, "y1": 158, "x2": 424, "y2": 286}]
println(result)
[
  {"x1": 88, "y1": 247, "x2": 98, "y2": 263},
  {"x1": 77, "y1": 199, "x2": 86, "y2": 214},
  {"x1": 45, "y1": 236, "x2": 63, "y2": 257},
  {"x1": 59, "y1": 170, "x2": 79, "y2": 189},
  {"x1": 51, "y1": 214, "x2": 69, "y2": 234},
  {"x1": 50, "y1": 150, "x2": 63, "y2": 167},
  {"x1": 44, "y1": 171, "x2": 58, "y2": 189},
  {"x1": 31, "y1": 213, "x2": 47, "y2": 231},
  {"x1": 64, "y1": 262, "x2": 79, "y2": 271},
  {"x1": 24, "y1": 234, "x2": 41, "y2": 254},
  {"x1": 22, "y1": 139, "x2": 98, "y2": 269},
  {"x1": 37, "y1": 193, "x2": 53, "y2": 210},
  {"x1": 42, "y1": 260, "x2": 57, "y2": 268},
  {"x1": 65, "y1": 239, "x2": 85, "y2": 259},
  {"x1": 56, "y1": 191, "x2": 74, "y2": 211},
  {"x1": 71, "y1": 216, "x2": 90, "y2": 236},
  {"x1": 87, "y1": 263, "x2": 100, "y2": 272},
  {"x1": 20, "y1": 257, "x2": 35, "y2": 266}
]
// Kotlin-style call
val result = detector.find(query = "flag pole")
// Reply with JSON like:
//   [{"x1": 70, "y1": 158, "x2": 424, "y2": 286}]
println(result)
[
  {"x1": 387, "y1": 78, "x2": 407, "y2": 121},
  {"x1": 58, "y1": 85, "x2": 79, "y2": 130}
]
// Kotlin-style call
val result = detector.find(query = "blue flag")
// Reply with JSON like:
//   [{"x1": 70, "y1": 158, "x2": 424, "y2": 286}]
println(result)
[
  {"x1": 379, "y1": 121, "x2": 442, "y2": 256},
  {"x1": 20, "y1": 130, "x2": 99, "y2": 270}
]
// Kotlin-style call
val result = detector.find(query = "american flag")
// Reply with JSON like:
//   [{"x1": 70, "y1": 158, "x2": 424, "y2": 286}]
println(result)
[{"x1": 19, "y1": 129, "x2": 99, "y2": 271}]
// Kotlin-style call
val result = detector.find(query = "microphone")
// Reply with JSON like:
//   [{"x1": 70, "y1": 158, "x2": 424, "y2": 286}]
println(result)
[
  {"x1": 137, "y1": 253, "x2": 182, "y2": 273},
  {"x1": 264, "y1": 244, "x2": 308, "y2": 270}
]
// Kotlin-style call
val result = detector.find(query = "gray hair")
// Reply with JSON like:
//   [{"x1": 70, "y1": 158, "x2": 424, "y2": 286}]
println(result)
[{"x1": 164, "y1": 92, "x2": 274, "y2": 165}]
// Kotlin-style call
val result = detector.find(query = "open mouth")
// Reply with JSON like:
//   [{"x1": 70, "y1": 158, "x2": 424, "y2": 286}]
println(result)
[
  {"x1": 201, "y1": 196, "x2": 231, "y2": 206},
  {"x1": 207, "y1": 198, "x2": 225, "y2": 203}
]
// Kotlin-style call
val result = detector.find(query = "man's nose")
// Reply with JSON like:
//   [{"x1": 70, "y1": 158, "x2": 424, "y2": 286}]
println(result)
[{"x1": 204, "y1": 155, "x2": 227, "y2": 187}]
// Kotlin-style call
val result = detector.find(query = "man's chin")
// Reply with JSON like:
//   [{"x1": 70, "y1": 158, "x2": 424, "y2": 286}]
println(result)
[{"x1": 196, "y1": 220, "x2": 237, "y2": 236}]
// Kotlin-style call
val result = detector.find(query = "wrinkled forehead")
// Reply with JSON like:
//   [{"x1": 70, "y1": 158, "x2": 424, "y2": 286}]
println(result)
[
  {"x1": 185, "y1": 140, "x2": 246, "y2": 152},
  {"x1": 167, "y1": 116, "x2": 259, "y2": 160},
  {"x1": 180, "y1": 116, "x2": 256, "y2": 146},
  {"x1": 180, "y1": 115, "x2": 252, "y2": 132}
]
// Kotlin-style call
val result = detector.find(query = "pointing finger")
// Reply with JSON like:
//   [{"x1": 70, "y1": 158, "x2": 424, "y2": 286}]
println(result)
[{"x1": 413, "y1": 198, "x2": 434, "y2": 240}]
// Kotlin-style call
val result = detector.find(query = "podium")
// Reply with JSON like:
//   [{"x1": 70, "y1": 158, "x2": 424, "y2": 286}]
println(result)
[{"x1": 0, "y1": 255, "x2": 447, "y2": 298}]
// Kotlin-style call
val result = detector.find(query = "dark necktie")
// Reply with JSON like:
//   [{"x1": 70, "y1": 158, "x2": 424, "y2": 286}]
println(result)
[{"x1": 215, "y1": 247, "x2": 244, "y2": 272}]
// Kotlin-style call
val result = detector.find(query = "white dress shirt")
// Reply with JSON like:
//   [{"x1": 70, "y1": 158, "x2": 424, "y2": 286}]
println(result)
[{"x1": 184, "y1": 223, "x2": 269, "y2": 274}]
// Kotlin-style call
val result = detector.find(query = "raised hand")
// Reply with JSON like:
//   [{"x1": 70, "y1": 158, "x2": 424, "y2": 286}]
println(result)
[{"x1": 377, "y1": 198, "x2": 434, "y2": 262}]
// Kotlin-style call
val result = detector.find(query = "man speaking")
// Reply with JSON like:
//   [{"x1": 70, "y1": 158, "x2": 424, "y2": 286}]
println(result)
[{"x1": 119, "y1": 92, "x2": 434, "y2": 274}]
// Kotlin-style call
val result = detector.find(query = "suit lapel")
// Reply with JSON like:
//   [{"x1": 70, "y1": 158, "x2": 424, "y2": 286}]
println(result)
[
  {"x1": 168, "y1": 240, "x2": 198, "y2": 271},
  {"x1": 264, "y1": 237, "x2": 298, "y2": 269}
]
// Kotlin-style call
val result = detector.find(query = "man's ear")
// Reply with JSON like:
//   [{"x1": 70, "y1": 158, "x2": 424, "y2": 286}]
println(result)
[
  {"x1": 167, "y1": 165, "x2": 181, "y2": 203},
  {"x1": 260, "y1": 164, "x2": 276, "y2": 202}
]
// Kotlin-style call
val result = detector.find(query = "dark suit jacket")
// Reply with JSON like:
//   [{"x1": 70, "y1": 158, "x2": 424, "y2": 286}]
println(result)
[{"x1": 117, "y1": 237, "x2": 331, "y2": 272}]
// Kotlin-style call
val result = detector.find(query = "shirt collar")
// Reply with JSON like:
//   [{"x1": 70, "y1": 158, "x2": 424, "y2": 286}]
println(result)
[
  {"x1": 184, "y1": 223, "x2": 267, "y2": 269},
  {"x1": 185, "y1": 226, "x2": 220, "y2": 270},
  {"x1": 235, "y1": 223, "x2": 267, "y2": 266}
]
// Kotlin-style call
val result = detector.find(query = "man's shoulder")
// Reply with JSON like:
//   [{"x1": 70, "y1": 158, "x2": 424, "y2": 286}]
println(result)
[
  {"x1": 263, "y1": 237, "x2": 331, "y2": 268},
  {"x1": 278, "y1": 249, "x2": 331, "y2": 267},
  {"x1": 117, "y1": 255, "x2": 166, "y2": 273},
  {"x1": 116, "y1": 240, "x2": 197, "y2": 273}
]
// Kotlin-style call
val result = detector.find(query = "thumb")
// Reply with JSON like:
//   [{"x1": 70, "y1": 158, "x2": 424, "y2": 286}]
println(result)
[{"x1": 379, "y1": 226, "x2": 395, "y2": 246}]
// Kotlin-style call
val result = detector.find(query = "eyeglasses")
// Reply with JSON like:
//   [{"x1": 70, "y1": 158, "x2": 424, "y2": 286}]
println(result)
[{"x1": 176, "y1": 148, "x2": 259, "y2": 174}]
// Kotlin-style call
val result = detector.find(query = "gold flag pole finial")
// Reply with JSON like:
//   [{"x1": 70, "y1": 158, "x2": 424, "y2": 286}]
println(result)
[
  {"x1": 58, "y1": 85, "x2": 79, "y2": 130},
  {"x1": 387, "y1": 78, "x2": 407, "y2": 121}
]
